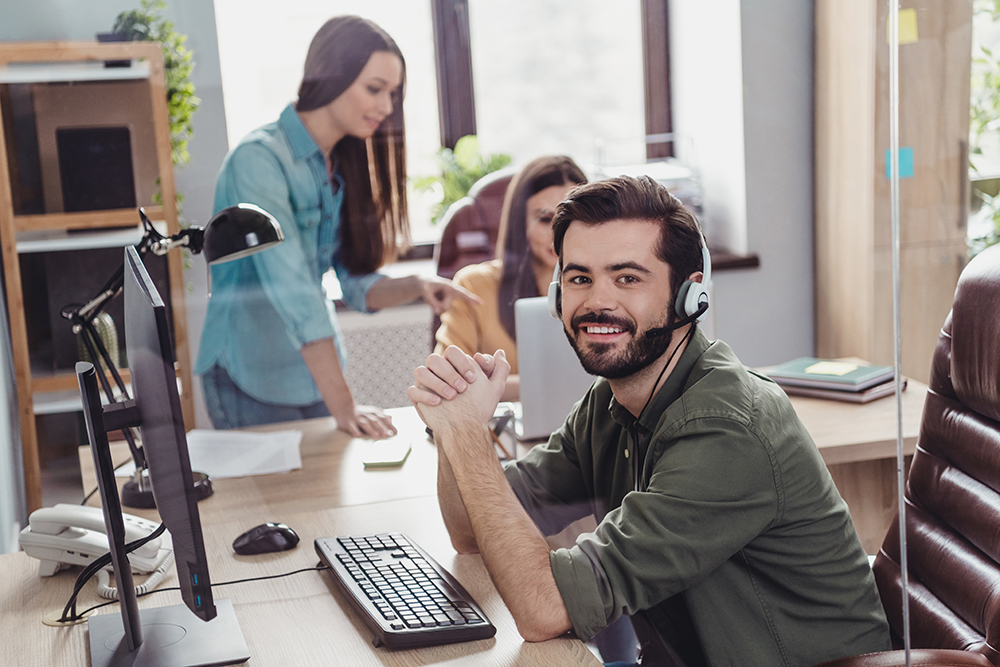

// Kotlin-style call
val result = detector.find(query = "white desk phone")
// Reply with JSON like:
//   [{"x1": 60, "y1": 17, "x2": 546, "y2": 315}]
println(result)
[{"x1": 18, "y1": 504, "x2": 174, "y2": 599}]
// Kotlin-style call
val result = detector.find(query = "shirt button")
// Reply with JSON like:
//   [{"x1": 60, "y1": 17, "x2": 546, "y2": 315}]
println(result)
[{"x1": 624, "y1": 449, "x2": 630, "y2": 459}]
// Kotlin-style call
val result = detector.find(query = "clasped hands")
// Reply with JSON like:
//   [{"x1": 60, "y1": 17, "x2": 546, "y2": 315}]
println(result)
[{"x1": 407, "y1": 346, "x2": 510, "y2": 437}]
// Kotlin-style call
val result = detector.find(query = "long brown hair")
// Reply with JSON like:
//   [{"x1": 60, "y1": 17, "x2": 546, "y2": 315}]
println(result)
[
  {"x1": 495, "y1": 156, "x2": 587, "y2": 340},
  {"x1": 297, "y1": 15, "x2": 409, "y2": 275}
]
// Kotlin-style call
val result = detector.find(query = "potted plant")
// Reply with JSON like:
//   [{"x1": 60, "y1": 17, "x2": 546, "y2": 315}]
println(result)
[
  {"x1": 106, "y1": 0, "x2": 200, "y2": 170},
  {"x1": 414, "y1": 135, "x2": 511, "y2": 224}
]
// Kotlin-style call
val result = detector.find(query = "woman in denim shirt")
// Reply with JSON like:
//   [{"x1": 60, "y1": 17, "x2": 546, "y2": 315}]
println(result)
[{"x1": 197, "y1": 16, "x2": 478, "y2": 436}]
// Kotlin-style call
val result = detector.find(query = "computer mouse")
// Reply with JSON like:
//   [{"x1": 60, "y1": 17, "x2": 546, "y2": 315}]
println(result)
[{"x1": 232, "y1": 522, "x2": 300, "y2": 555}]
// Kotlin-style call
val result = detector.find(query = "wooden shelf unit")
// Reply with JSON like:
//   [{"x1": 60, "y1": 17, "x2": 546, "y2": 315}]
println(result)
[{"x1": 0, "y1": 41, "x2": 194, "y2": 512}]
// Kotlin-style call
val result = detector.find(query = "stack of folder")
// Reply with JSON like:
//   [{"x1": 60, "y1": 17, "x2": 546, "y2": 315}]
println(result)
[{"x1": 765, "y1": 357, "x2": 904, "y2": 404}]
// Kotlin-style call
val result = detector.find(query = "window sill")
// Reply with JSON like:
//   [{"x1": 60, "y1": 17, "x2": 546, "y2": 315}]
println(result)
[{"x1": 710, "y1": 249, "x2": 760, "y2": 271}]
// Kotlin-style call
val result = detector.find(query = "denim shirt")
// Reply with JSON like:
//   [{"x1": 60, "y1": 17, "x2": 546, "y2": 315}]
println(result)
[{"x1": 195, "y1": 103, "x2": 384, "y2": 406}]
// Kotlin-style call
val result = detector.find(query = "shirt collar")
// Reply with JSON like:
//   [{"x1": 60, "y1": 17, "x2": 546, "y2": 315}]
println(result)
[
  {"x1": 608, "y1": 326, "x2": 711, "y2": 431},
  {"x1": 279, "y1": 103, "x2": 323, "y2": 162}
]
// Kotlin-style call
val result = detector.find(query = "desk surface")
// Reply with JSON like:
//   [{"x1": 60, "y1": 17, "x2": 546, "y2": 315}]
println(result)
[
  {"x1": 788, "y1": 379, "x2": 926, "y2": 465},
  {"x1": 2, "y1": 408, "x2": 599, "y2": 666}
]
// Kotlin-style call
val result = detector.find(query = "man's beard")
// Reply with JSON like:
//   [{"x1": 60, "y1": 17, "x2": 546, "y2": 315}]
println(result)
[{"x1": 564, "y1": 308, "x2": 675, "y2": 380}]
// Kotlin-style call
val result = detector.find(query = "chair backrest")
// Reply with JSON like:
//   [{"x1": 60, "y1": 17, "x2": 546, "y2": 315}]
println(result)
[
  {"x1": 433, "y1": 167, "x2": 516, "y2": 280},
  {"x1": 873, "y1": 244, "x2": 1000, "y2": 664}
]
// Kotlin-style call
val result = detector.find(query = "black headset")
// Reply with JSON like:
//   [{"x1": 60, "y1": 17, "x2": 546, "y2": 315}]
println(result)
[{"x1": 547, "y1": 224, "x2": 712, "y2": 332}]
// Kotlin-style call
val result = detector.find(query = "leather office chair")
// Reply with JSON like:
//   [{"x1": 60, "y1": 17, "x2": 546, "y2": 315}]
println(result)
[
  {"x1": 814, "y1": 244, "x2": 1000, "y2": 667},
  {"x1": 433, "y1": 167, "x2": 516, "y2": 281},
  {"x1": 430, "y1": 167, "x2": 516, "y2": 349}
]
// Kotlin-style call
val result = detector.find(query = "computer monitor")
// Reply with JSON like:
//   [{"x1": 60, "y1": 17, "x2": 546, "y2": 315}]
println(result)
[{"x1": 75, "y1": 245, "x2": 249, "y2": 667}]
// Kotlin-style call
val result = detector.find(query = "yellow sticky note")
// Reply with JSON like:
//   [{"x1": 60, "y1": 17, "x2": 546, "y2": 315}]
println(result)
[
  {"x1": 888, "y1": 8, "x2": 919, "y2": 45},
  {"x1": 805, "y1": 361, "x2": 859, "y2": 377}
]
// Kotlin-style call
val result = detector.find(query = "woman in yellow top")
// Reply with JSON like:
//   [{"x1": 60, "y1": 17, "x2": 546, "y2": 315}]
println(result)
[{"x1": 434, "y1": 156, "x2": 587, "y2": 400}]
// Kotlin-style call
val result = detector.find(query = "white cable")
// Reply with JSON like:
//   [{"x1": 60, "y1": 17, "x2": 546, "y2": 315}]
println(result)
[{"x1": 96, "y1": 551, "x2": 175, "y2": 600}]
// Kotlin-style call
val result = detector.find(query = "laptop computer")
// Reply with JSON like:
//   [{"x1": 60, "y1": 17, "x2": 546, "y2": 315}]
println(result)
[{"x1": 514, "y1": 297, "x2": 597, "y2": 441}]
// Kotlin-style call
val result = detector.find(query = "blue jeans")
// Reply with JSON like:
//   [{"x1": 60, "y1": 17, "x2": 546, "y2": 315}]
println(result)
[
  {"x1": 201, "y1": 363, "x2": 330, "y2": 429},
  {"x1": 595, "y1": 614, "x2": 640, "y2": 664}
]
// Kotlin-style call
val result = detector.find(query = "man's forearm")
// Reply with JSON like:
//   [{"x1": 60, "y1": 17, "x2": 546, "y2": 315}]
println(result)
[
  {"x1": 439, "y1": 422, "x2": 573, "y2": 642},
  {"x1": 436, "y1": 447, "x2": 479, "y2": 553}
]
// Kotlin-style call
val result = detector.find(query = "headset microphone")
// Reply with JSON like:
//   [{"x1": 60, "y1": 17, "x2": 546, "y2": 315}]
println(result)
[{"x1": 644, "y1": 300, "x2": 709, "y2": 339}]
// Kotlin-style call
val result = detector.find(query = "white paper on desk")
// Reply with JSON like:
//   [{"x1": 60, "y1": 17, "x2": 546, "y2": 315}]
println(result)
[
  {"x1": 184, "y1": 429, "x2": 303, "y2": 478},
  {"x1": 114, "y1": 430, "x2": 303, "y2": 479}
]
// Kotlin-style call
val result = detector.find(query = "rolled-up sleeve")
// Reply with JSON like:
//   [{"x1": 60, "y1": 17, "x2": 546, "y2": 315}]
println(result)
[{"x1": 333, "y1": 264, "x2": 386, "y2": 314}]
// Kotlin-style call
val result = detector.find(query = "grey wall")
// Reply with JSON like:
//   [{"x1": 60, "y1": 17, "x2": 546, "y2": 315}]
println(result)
[
  {"x1": 0, "y1": 0, "x2": 228, "y2": 430},
  {"x1": 671, "y1": 0, "x2": 815, "y2": 367}
]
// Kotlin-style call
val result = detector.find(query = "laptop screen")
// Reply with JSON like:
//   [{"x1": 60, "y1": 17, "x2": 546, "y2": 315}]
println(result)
[{"x1": 514, "y1": 297, "x2": 596, "y2": 441}]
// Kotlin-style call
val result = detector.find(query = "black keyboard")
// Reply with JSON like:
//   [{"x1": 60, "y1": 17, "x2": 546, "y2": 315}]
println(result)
[{"x1": 315, "y1": 533, "x2": 496, "y2": 649}]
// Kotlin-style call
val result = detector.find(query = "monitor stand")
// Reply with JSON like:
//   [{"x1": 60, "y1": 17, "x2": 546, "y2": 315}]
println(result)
[{"x1": 88, "y1": 599, "x2": 249, "y2": 667}]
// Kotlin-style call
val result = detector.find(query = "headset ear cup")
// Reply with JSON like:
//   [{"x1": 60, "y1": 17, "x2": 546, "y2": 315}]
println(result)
[
  {"x1": 548, "y1": 281, "x2": 561, "y2": 320},
  {"x1": 675, "y1": 281, "x2": 693, "y2": 319},
  {"x1": 548, "y1": 262, "x2": 562, "y2": 320},
  {"x1": 686, "y1": 283, "x2": 709, "y2": 320}
]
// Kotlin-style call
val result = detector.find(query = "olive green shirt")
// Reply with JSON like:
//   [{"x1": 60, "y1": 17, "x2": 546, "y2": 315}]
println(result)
[{"x1": 504, "y1": 329, "x2": 890, "y2": 666}]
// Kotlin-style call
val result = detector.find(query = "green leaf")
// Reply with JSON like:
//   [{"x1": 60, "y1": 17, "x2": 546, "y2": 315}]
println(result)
[
  {"x1": 411, "y1": 135, "x2": 512, "y2": 224},
  {"x1": 452, "y1": 135, "x2": 481, "y2": 172}
]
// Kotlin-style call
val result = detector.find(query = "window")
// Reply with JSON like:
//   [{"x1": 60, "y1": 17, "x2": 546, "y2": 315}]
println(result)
[
  {"x1": 466, "y1": 0, "x2": 646, "y2": 169},
  {"x1": 214, "y1": 0, "x2": 444, "y2": 242},
  {"x1": 215, "y1": 0, "x2": 671, "y2": 244}
]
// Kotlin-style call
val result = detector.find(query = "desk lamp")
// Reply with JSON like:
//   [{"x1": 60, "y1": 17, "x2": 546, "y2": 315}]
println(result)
[{"x1": 61, "y1": 204, "x2": 283, "y2": 508}]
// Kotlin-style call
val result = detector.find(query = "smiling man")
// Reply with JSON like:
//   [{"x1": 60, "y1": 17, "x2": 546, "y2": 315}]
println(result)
[{"x1": 408, "y1": 176, "x2": 890, "y2": 666}]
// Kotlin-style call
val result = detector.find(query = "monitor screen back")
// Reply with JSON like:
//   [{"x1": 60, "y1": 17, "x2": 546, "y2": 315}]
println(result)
[{"x1": 123, "y1": 245, "x2": 215, "y2": 621}]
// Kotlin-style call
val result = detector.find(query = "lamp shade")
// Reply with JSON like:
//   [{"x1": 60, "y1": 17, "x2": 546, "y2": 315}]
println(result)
[{"x1": 201, "y1": 204, "x2": 283, "y2": 264}]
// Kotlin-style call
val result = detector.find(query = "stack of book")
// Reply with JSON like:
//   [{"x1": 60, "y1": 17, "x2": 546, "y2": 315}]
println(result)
[{"x1": 765, "y1": 357, "x2": 904, "y2": 403}]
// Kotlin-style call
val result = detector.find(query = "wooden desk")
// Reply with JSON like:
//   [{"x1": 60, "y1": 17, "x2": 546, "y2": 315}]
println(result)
[
  {"x1": 786, "y1": 380, "x2": 927, "y2": 554},
  {"x1": 1, "y1": 408, "x2": 600, "y2": 666},
  {"x1": 2, "y1": 383, "x2": 926, "y2": 663}
]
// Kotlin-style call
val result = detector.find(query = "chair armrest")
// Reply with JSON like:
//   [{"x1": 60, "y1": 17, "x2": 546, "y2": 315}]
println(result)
[{"x1": 813, "y1": 649, "x2": 993, "y2": 667}]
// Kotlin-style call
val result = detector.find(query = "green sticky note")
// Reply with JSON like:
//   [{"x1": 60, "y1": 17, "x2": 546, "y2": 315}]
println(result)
[{"x1": 887, "y1": 8, "x2": 919, "y2": 45}]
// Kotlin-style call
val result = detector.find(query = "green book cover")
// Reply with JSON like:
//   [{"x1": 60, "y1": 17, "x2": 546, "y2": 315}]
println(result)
[{"x1": 765, "y1": 357, "x2": 895, "y2": 391}]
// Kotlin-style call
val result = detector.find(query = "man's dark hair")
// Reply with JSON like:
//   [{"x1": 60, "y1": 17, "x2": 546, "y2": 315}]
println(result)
[{"x1": 552, "y1": 175, "x2": 704, "y2": 300}]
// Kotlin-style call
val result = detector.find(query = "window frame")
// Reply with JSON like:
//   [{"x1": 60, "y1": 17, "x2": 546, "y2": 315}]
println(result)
[{"x1": 430, "y1": 0, "x2": 671, "y2": 151}]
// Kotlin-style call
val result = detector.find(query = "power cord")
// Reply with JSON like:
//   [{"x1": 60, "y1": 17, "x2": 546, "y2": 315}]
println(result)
[
  {"x1": 58, "y1": 564, "x2": 331, "y2": 622},
  {"x1": 58, "y1": 523, "x2": 167, "y2": 623}
]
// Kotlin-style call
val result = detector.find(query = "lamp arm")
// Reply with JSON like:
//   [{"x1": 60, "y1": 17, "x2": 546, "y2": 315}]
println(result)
[
  {"x1": 66, "y1": 264, "x2": 125, "y2": 326},
  {"x1": 146, "y1": 227, "x2": 206, "y2": 257},
  {"x1": 75, "y1": 316, "x2": 146, "y2": 471}
]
